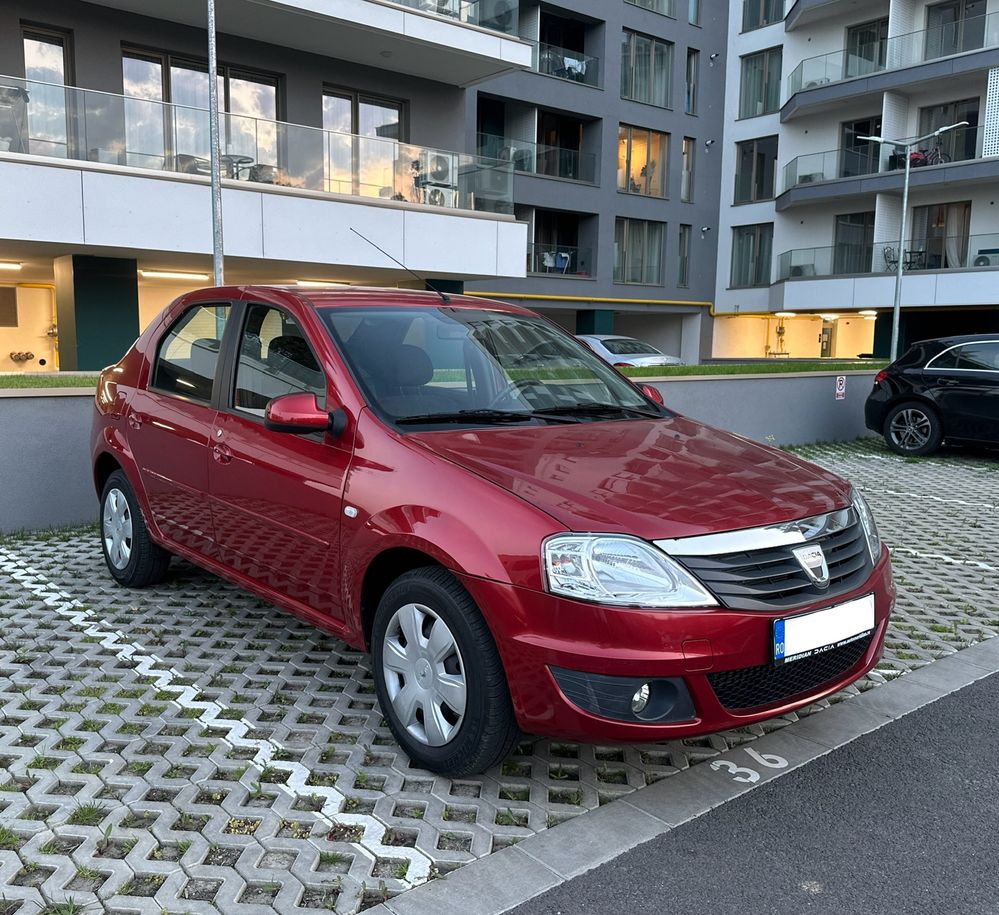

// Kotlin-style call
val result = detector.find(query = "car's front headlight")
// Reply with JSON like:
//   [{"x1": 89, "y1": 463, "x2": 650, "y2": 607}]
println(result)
[
  {"x1": 851, "y1": 488, "x2": 882, "y2": 563},
  {"x1": 543, "y1": 534, "x2": 717, "y2": 608}
]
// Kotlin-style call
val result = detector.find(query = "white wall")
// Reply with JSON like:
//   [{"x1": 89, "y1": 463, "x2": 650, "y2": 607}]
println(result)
[{"x1": 0, "y1": 286, "x2": 58, "y2": 372}]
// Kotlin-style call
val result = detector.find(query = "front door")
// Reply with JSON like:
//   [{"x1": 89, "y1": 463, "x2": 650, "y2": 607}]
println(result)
[
  {"x1": 208, "y1": 302, "x2": 350, "y2": 618},
  {"x1": 927, "y1": 341, "x2": 999, "y2": 442},
  {"x1": 126, "y1": 302, "x2": 232, "y2": 556}
]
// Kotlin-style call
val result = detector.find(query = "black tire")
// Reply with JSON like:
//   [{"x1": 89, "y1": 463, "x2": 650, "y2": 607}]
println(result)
[
  {"x1": 883, "y1": 401, "x2": 943, "y2": 456},
  {"x1": 371, "y1": 566, "x2": 520, "y2": 775},
  {"x1": 99, "y1": 470, "x2": 171, "y2": 587}
]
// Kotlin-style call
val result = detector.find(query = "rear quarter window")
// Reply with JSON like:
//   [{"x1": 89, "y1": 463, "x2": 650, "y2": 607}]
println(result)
[{"x1": 151, "y1": 304, "x2": 231, "y2": 402}]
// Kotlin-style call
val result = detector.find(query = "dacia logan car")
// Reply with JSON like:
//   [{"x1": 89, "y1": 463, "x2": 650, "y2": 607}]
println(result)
[{"x1": 92, "y1": 286, "x2": 894, "y2": 775}]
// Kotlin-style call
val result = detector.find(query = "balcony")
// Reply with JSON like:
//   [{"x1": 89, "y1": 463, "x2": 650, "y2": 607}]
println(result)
[
  {"x1": 0, "y1": 76, "x2": 513, "y2": 216},
  {"x1": 777, "y1": 233, "x2": 999, "y2": 281},
  {"x1": 477, "y1": 133, "x2": 597, "y2": 183},
  {"x1": 784, "y1": 0, "x2": 886, "y2": 32},
  {"x1": 526, "y1": 243, "x2": 592, "y2": 276},
  {"x1": 785, "y1": 13, "x2": 999, "y2": 102},
  {"x1": 82, "y1": 0, "x2": 530, "y2": 86},
  {"x1": 534, "y1": 42, "x2": 601, "y2": 87}
]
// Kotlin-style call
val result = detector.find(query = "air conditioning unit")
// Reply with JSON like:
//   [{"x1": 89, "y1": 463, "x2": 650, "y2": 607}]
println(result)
[
  {"x1": 420, "y1": 151, "x2": 456, "y2": 187},
  {"x1": 789, "y1": 263, "x2": 816, "y2": 277},
  {"x1": 477, "y1": 0, "x2": 515, "y2": 31},
  {"x1": 973, "y1": 251, "x2": 999, "y2": 267},
  {"x1": 460, "y1": 160, "x2": 514, "y2": 214},
  {"x1": 422, "y1": 186, "x2": 457, "y2": 208}
]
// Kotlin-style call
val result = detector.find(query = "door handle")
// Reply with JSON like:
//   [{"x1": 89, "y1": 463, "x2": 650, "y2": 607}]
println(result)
[
  {"x1": 127, "y1": 412, "x2": 144, "y2": 430},
  {"x1": 212, "y1": 443, "x2": 232, "y2": 465}
]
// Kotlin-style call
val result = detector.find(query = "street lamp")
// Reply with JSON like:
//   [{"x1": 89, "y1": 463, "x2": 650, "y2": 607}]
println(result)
[{"x1": 857, "y1": 121, "x2": 968, "y2": 361}]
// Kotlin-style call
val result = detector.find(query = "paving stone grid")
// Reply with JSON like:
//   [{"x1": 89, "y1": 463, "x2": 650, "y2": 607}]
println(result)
[{"x1": 0, "y1": 438, "x2": 997, "y2": 915}]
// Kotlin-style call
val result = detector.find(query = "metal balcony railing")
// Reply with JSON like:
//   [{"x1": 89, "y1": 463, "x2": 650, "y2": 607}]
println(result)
[
  {"x1": 786, "y1": 13, "x2": 999, "y2": 98},
  {"x1": 526, "y1": 243, "x2": 592, "y2": 276},
  {"x1": 534, "y1": 42, "x2": 600, "y2": 87},
  {"x1": 0, "y1": 75, "x2": 514, "y2": 216},
  {"x1": 477, "y1": 133, "x2": 596, "y2": 183},
  {"x1": 389, "y1": 0, "x2": 519, "y2": 35}
]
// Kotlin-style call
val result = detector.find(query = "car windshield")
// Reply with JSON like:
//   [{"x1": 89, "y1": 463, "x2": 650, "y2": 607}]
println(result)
[
  {"x1": 321, "y1": 306, "x2": 668, "y2": 427},
  {"x1": 600, "y1": 338, "x2": 662, "y2": 356}
]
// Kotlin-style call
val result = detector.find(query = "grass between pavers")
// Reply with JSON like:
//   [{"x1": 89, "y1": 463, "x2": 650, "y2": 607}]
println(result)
[{"x1": 0, "y1": 373, "x2": 100, "y2": 389}]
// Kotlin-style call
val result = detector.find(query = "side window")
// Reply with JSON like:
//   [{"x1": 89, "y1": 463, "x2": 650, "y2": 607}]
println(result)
[
  {"x1": 957, "y1": 342, "x2": 999, "y2": 371},
  {"x1": 929, "y1": 347, "x2": 960, "y2": 370},
  {"x1": 152, "y1": 304, "x2": 231, "y2": 402},
  {"x1": 233, "y1": 304, "x2": 326, "y2": 416}
]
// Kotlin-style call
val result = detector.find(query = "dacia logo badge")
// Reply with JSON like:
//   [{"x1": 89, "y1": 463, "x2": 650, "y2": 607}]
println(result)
[{"x1": 791, "y1": 543, "x2": 830, "y2": 588}]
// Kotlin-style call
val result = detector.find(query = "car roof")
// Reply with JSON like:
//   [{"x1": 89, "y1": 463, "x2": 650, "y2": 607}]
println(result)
[{"x1": 916, "y1": 332, "x2": 999, "y2": 346}]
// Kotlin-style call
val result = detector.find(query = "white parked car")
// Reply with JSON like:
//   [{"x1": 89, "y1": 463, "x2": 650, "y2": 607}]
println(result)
[{"x1": 576, "y1": 334, "x2": 684, "y2": 367}]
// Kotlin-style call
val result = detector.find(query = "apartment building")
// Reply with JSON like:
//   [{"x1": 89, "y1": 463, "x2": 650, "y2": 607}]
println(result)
[
  {"x1": 463, "y1": 0, "x2": 727, "y2": 363},
  {"x1": 714, "y1": 0, "x2": 999, "y2": 360},
  {"x1": 0, "y1": 0, "x2": 531, "y2": 370}
]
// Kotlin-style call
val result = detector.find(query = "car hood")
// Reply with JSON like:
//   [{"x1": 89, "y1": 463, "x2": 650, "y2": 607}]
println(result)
[{"x1": 407, "y1": 416, "x2": 851, "y2": 541}]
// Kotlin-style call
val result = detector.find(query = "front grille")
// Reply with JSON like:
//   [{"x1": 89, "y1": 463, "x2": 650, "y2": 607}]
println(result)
[
  {"x1": 708, "y1": 633, "x2": 873, "y2": 713},
  {"x1": 680, "y1": 520, "x2": 872, "y2": 611}
]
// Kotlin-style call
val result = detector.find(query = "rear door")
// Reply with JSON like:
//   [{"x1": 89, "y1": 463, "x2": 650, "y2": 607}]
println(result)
[
  {"x1": 208, "y1": 300, "x2": 351, "y2": 617},
  {"x1": 926, "y1": 341, "x2": 999, "y2": 442},
  {"x1": 126, "y1": 302, "x2": 232, "y2": 556}
]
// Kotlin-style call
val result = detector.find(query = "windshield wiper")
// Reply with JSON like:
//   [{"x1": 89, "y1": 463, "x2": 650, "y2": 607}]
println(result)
[
  {"x1": 395, "y1": 409, "x2": 579, "y2": 426},
  {"x1": 533, "y1": 402, "x2": 663, "y2": 420}
]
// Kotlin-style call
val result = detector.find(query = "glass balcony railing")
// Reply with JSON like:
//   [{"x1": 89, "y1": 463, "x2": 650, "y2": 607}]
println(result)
[
  {"x1": 777, "y1": 234, "x2": 999, "y2": 279},
  {"x1": 534, "y1": 42, "x2": 600, "y2": 87},
  {"x1": 477, "y1": 133, "x2": 597, "y2": 183},
  {"x1": 526, "y1": 243, "x2": 592, "y2": 276},
  {"x1": 786, "y1": 13, "x2": 999, "y2": 97},
  {"x1": 0, "y1": 75, "x2": 514, "y2": 216},
  {"x1": 781, "y1": 126, "x2": 982, "y2": 193},
  {"x1": 389, "y1": 0, "x2": 519, "y2": 36}
]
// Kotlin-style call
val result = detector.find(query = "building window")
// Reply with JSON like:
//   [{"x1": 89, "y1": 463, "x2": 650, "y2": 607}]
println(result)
[
  {"x1": 614, "y1": 218, "x2": 665, "y2": 285},
  {"x1": 22, "y1": 26, "x2": 72, "y2": 158},
  {"x1": 618, "y1": 125, "x2": 668, "y2": 197},
  {"x1": 678, "y1": 224, "x2": 691, "y2": 287},
  {"x1": 918, "y1": 98, "x2": 979, "y2": 162},
  {"x1": 689, "y1": 0, "x2": 701, "y2": 25},
  {"x1": 685, "y1": 49, "x2": 699, "y2": 114},
  {"x1": 624, "y1": 0, "x2": 676, "y2": 16},
  {"x1": 731, "y1": 224, "x2": 773, "y2": 287},
  {"x1": 742, "y1": 0, "x2": 783, "y2": 32},
  {"x1": 734, "y1": 135, "x2": 778, "y2": 203},
  {"x1": 621, "y1": 30, "x2": 674, "y2": 108},
  {"x1": 739, "y1": 47, "x2": 782, "y2": 118},
  {"x1": 681, "y1": 137, "x2": 694, "y2": 202},
  {"x1": 323, "y1": 89, "x2": 405, "y2": 197}
]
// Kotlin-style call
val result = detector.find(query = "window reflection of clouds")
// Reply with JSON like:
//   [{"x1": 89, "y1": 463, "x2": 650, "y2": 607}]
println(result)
[
  {"x1": 123, "y1": 57, "x2": 165, "y2": 166},
  {"x1": 23, "y1": 37, "x2": 67, "y2": 155}
]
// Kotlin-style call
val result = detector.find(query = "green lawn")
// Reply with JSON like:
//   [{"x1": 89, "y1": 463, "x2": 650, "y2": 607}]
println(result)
[{"x1": 0, "y1": 374, "x2": 101, "y2": 389}]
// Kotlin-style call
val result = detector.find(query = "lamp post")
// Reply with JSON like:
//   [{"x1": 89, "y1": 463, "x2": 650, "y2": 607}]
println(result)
[
  {"x1": 858, "y1": 121, "x2": 968, "y2": 361},
  {"x1": 207, "y1": 0, "x2": 224, "y2": 286}
]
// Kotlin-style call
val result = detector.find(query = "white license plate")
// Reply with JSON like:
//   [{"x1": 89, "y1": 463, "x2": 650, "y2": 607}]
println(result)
[{"x1": 773, "y1": 594, "x2": 875, "y2": 666}]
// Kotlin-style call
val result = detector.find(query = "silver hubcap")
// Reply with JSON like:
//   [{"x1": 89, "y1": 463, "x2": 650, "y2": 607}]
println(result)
[
  {"x1": 381, "y1": 602, "x2": 467, "y2": 747},
  {"x1": 889, "y1": 408, "x2": 932, "y2": 450},
  {"x1": 102, "y1": 488, "x2": 133, "y2": 570}
]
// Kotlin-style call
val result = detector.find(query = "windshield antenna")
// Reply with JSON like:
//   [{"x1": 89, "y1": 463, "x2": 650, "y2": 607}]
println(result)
[{"x1": 349, "y1": 227, "x2": 451, "y2": 304}]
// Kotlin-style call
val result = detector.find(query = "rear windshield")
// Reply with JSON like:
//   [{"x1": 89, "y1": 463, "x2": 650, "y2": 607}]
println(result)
[{"x1": 600, "y1": 338, "x2": 662, "y2": 356}]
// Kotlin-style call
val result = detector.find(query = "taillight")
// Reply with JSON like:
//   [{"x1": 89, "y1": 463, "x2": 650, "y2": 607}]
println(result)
[
  {"x1": 874, "y1": 369, "x2": 888, "y2": 385},
  {"x1": 613, "y1": 362, "x2": 631, "y2": 368}
]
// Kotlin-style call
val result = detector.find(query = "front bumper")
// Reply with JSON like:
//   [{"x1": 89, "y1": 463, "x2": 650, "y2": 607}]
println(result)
[{"x1": 459, "y1": 548, "x2": 895, "y2": 743}]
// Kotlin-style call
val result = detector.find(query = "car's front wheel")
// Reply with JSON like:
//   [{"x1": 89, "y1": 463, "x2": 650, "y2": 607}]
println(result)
[
  {"x1": 100, "y1": 470, "x2": 171, "y2": 587},
  {"x1": 884, "y1": 401, "x2": 943, "y2": 456},
  {"x1": 371, "y1": 567, "x2": 520, "y2": 775}
]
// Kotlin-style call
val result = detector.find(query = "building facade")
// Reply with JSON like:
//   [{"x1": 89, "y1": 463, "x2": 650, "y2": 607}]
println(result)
[{"x1": 714, "y1": 0, "x2": 999, "y2": 359}]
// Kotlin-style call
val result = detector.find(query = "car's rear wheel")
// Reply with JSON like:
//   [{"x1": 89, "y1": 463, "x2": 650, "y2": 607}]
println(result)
[
  {"x1": 884, "y1": 401, "x2": 943, "y2": 456},
  {"x1": 100, "y1": 470, "x2": 171, "y2": 587},
  {"x1": 371, "y1": 567, "x2": 520, "y2": 775}
]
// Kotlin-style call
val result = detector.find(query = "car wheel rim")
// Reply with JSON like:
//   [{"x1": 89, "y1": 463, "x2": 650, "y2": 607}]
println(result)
[
  {"x1": 102, "y1": 487, "x2": 133, "y2": 570},
  {"x1": 381, "y1": 602, "x2": 467, "y2": 748},
  {"x1": 889, "y1": 408, "x2": 932, "y2": 450}
]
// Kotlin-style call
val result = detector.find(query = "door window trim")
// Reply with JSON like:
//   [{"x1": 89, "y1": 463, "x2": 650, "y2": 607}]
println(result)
[{"x1": 924, "y1": 340, "x2": 999, "y2": 373}]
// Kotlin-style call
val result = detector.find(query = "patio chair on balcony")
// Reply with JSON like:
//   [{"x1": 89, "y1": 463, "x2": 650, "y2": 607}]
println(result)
[
  {"x1": 174, "y1": 154, "x2": 211, "y2": 176},
  {"x1": 882, "y1": 245, "x2": 899, "y2": 272}
]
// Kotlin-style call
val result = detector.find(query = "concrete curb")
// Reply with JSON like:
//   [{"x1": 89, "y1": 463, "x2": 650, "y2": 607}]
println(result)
[{"x1": 366, "y1": 638, "x2": 999, "y2": 915}]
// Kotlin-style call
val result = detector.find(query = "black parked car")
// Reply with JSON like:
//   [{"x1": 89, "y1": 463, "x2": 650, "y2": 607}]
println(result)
[{"x1": 865, "y1": 334, "x2": 999, "y2": 456}]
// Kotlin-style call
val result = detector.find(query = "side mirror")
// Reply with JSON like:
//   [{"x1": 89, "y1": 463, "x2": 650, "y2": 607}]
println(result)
[
  {"x1": 265, "y1": 393, "x2": 341, "y2": 435},
  {"x1": 639, "y1": 383, "x2": 665, "y2": 406}
]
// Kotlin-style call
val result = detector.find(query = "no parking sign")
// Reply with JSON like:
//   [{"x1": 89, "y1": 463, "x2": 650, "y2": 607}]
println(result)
[{"x1": 835, "y1": 375, "x2": 846, "y2": 400}]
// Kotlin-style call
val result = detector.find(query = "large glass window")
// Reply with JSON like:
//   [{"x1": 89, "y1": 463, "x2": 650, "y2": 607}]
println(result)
[
  {"x1": 323, "y1": 90, "x2": 405, "y2": 197},
  {"x1": 152, "y1": 304, "x2": 232, "y2": 402},
  {"x1": 734, "y1": 135, "x2": 778, "y2": 203},
  {"x1": 926, "y1": 0, "x2": 986, "y2": 59},
  {"x1": 233, "y1": 305, "x2": 326, "y2": 415},
  {"x1": 681, "y1": 137, "x2": 695, "y2": 202},
  {"x1": 739, "y1": 47, "x2": 782, "y2": 118},
  {"x1": 614, "y1": 218, "x2": 665, "y2": 285},
  {"x1": 689, "y1": 0, "x2": 701, "y2": 25},
  {"x1": 731, "y1": 224, "x2": 773, "y2": 287},
  {"x1": 833, "y1": 212, "x2": 875, "y2": 274},
  {"x1": 624, "y1": 0, "x2": 676, "y2": 16},
  {"x1": 742, "y1": 0, "x2": 783, "y2": 31},
  {"x1": 685, "y1": 49, "x2": 700, "y2": 114},
  {"x1": 678, "y1": 224, "x2": 692, "y2": 287},
  {"x1": 23, "y1": 27, "x2": 70, "y2": 158},
  {"x1": 617, "y1": 125, "x2": 668, "y2": 197},
  {"x1": 845, "y1": 18, "x2": 888, "y2": 78},
  {"x1": 621, "y1": 30, "x2": 674, "y2": 108},
  {"x1": 918, "y1": 98, "x2": 980, "y2": 162},
  {"x1": 910, "y1": 201, "x2": 971, "y2": 269}
]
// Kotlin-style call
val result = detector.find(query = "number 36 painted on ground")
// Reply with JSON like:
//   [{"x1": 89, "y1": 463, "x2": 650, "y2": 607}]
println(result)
[{"x1": 709, "y1": 748, "x2": 789, "y2": 783}]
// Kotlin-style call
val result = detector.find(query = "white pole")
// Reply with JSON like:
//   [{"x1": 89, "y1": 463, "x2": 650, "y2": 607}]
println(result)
[{"x1": 207, "y1": 0, "x2": 224, "y2": 286}]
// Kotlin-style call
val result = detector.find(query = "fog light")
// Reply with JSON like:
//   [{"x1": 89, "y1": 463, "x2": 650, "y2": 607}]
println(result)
[{"x1": 631, "y1": 683, "x2": 650, "y2": 714}]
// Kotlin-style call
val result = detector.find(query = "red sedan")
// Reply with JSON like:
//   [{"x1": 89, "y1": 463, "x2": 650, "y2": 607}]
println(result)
[{"x1": 92, "y1": 286, "x2": 894, "y2": 774}]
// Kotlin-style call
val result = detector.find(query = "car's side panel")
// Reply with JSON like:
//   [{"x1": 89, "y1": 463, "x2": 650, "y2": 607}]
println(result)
[{"x1": 929, "y1": 369, "x2": 999, "y2": 443}]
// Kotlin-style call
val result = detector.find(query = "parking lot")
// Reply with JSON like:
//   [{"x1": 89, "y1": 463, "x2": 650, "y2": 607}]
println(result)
[{"x1": 1, "y1": 438, "x2": 997, "y2": 915}]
